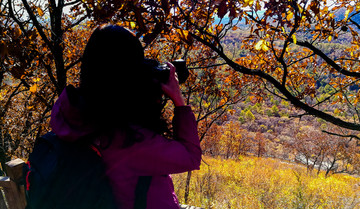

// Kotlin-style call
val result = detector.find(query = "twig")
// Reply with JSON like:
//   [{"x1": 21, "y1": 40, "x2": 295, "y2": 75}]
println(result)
[{"x1": 322, "y1": 130, "x2": 360, "y2": 141}]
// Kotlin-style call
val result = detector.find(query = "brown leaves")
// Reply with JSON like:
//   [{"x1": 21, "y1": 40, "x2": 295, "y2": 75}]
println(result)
[
  {"x1": 9, "y1": 66, "x2": 26, "y2": 80},
  {"x1": 14, "y1": 26, "x2": 22, "y2": 39},
  {"x1": 215, "y1": 0, "x2": 240, "y2": 19},
  {"x1": 217, "y1": 0, "x2": 228, "y2": 19},
  {"x1": 309, "y1": 0, "x2": 320, "y2": 16},
  {"x1": 0, "y1": 41, "x2": 8, "y2": 58},
  {"x1": 176, "y1": 28, "x2": 194, "y2": 45}
]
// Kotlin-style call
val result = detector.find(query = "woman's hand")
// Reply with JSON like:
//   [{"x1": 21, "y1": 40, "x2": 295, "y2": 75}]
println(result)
[{"x1": 161, "y1": 62, "x2": 186, "y2": 107}]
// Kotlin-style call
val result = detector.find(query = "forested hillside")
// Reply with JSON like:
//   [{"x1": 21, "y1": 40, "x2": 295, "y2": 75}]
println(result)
[
  {"x1": 192, "y1": 26, "x2": 360, "y2": 176},
  {"x1": 173, "y1": 25, "x2": 360, "y2": 207}
]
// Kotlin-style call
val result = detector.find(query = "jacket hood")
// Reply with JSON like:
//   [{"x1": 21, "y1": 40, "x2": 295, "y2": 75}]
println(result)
[{"x1": 50, "y1": 86, "x2": 95, "y2": 142}]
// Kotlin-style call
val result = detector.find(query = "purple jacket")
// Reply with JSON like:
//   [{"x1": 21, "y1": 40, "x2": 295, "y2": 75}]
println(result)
[{"x1": 50, "y1": 87, "x2": 202, "y2": 209}]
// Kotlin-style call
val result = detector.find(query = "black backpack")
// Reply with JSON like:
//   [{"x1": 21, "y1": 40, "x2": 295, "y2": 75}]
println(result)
[{"x1": 24, "y1": 132, "x2": 152, "y2": 209}]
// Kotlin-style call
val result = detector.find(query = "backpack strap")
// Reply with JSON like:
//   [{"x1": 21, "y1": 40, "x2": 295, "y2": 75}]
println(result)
[{"x1": 134, "y1": 176, "x2": 152, "y2": 209}]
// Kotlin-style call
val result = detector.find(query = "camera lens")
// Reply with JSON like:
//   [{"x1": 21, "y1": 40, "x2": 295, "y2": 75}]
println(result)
[
  {"x1": 144, "y1": 58, "x2": 189, "y2": 84},
  {"x1": 171, "y1": 59, "x2": 189, "y2": 84}
]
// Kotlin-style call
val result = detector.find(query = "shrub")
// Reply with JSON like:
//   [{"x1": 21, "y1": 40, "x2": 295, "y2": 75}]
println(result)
[
  {"x1": 245, "y1": 109, "x2": 255, "y2": 121},
  {"x1": 271, "y1": 105, "x2": 279, "y2": 116}
]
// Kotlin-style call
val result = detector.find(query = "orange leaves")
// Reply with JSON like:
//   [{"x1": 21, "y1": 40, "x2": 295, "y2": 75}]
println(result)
[
  {"x1": 14, "y1": 26, "x2": 22, "y2": 39},
  {"x1": 29, "y1": 84, "x2": 37, "y2": 94},
  {"x1": 176, "y1": 28, "x2": 193, "y2": 45},
  {"x1": 286, "y1": 11, "x2": 294, "y2": 22},
  {"x1": 37, "y1": 7, "x2": 44, "y2": 17}
]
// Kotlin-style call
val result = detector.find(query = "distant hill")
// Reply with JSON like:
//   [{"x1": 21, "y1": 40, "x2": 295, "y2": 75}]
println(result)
[
  {"x1": 334, "y1": 7, "x2": 360, "y2": 24},
  {"x1": 214, "y1": 11, "x2": 265, "y2": 26},
  {"x1": 214, "y1": 8, "x2": 360, "y2": 29}
]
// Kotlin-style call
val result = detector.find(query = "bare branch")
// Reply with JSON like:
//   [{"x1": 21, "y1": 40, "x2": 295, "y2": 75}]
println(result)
[
  {"x1": 296, "y1": 40, "x2": 360, "y2": 78},
  {"x1": 64, "y1": 0, "x2": 81, "y2": 7},
  {"x1": 322, "y1": 130, "x2": 360, "y2": 141},
  {"x1": 21, "y1": 0, "x2": 53, "y2": 51},
  {"x1": 8, "y1": 0, "x2": 26, "y2": 33}
]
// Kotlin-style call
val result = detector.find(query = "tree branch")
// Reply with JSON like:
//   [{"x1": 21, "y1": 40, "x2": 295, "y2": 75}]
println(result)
[
  {"x1": 322, "y1": 130, "x2": 360, "y2": 141},
  {"x1": 8, "y1": 0, "x2": 26, "y2": 34},
  {"x1": 65, "y1": 57, "x2": 81, "y2": 71},
  {"x1": 64, "y1": 0, "x2": 81, "y2": 7},
  {"x1": 296, "y1": 40, "x2": 360, "y2": 78},
  {"x1": 190, "y1": 32, "x2": 360, "y2": 131},
  {"x1": 21, "y1": 0, "x2": 53, "y2": 52}
]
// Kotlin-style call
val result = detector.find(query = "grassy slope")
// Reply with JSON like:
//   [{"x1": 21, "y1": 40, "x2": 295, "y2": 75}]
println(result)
[{"x1": 173, "y1": 156, "x2": 360, "y2": 209}]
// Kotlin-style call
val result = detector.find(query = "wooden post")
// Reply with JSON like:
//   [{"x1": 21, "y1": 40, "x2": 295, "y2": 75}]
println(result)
[
  {"x1": 0, "y1": 187, "x2": 8, "y2": 209},
  {"x1": 0, "y1": 159, "x2": 26, "y2": 209}
]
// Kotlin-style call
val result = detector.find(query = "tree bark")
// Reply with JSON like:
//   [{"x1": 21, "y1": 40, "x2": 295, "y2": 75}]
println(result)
[{"x1": 184, "y1": 171, "x2": 192, "y2": 204}]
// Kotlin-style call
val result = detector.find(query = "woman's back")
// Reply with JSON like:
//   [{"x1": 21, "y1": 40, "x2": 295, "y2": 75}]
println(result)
[{"x1": 50, "y1": 24, "x2": 202, "y2": 208}]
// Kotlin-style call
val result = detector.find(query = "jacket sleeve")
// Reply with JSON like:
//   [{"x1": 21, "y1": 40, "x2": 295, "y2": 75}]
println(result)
[{"x1": 120, "y1": 106, "x2": 202, "y2": 176}]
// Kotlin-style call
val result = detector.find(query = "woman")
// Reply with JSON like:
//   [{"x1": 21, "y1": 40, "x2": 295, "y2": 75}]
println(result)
[{"x1": 50, "y1": 25, "x2": 202, "y2": 209}]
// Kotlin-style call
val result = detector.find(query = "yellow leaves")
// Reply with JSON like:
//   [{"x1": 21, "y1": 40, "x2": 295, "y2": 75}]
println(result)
[
  {"x1": 173, "y1": 155, "x2": 360, "y2": 208},
  {"x1": 129, "y1": 22, "x2": 136, "y2": 29},
  {"x1": 33, "y1": 77, "x2": 41, "y2": 83},
  {"x1": 344, "y1": 6, "x2": 354, "y2": 21},
  {"x1": 254, "y1": 39, "x2": 269, "y2": 52},
  {"x1": 292, "y1": 34, "x2": 297, "y2": 44},
  {"x1": 243, "y1": 0, "x2": 254, "y2": 7},
  {"x1": 30, "y1": 78, "x2": 41, "y2": 93},
  {"x1": 345, "y1": 9, "x2": 350, "y2": 21},
  {"x1": 287, "y1": 11, "x2": 294, "y2": 21},
  {"x1": 0, "y1": 89, "x2": 6, "y2": 101},
  {"x1": 298, "y1": 4, "x2": 304, "y2": 14},
  {"x1": 206, "y1": 27, "x2": 213, "y2": 34},
  {"x1": 328, "y1": 35, "x2": 332, "y2": 42}
]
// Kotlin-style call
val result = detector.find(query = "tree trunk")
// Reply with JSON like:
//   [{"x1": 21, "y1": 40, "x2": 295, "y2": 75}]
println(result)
[
  {"x1": 184, "y1": 171, "x2": 192, "y2": 204},
  {"x1": 50, "y1": 0, "x2": 66, "y2": 94}
]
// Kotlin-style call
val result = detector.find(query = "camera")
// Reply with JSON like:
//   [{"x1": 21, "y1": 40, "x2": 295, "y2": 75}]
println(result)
[{"x1": 144, "y1": 58, "x2": 189, "y2": 84}]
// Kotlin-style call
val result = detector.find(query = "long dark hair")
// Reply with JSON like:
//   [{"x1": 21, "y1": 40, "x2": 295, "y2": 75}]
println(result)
[{"x1": 80, "y1": 25, "x2": 168, "y2": 146}]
